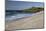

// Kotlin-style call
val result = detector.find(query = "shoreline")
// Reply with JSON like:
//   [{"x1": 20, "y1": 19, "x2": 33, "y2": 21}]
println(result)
[
  {"x1": 6, "y1": 11, "x2": 43, "y2": 23},
  {"x1": 6, "y1": 11, "x2": 44, "y2": 30}
]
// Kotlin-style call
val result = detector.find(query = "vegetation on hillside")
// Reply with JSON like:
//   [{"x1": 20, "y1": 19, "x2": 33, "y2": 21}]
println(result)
[{"x1": 23, "y1": 7, "x2": 44, "y2": 13}]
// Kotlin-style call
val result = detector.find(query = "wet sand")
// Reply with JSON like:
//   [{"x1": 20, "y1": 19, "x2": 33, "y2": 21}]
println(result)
[{"x1": 6, "y1": 11, "x2": 44, "y2": 30}]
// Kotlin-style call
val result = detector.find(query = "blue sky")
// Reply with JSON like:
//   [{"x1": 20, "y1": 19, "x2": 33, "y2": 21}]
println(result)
[{"x1": 7, "y1": 0, "x2": 44, "y2": 10}]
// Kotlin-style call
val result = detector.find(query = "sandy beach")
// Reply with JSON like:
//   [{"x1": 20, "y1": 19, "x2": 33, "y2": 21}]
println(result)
[{"x1": 5, "y1": 11, "x2": 44, "y2": 30}]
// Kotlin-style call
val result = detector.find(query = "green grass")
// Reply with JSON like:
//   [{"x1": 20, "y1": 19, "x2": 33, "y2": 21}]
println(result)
[{"x1": 23, "y1": 7, "x2": 44, "y2": 13}]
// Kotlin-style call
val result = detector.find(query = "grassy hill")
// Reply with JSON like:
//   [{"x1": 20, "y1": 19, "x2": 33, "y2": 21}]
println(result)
[{"x1": 23, "y1": 7, "x2": 44, "y2": 13}]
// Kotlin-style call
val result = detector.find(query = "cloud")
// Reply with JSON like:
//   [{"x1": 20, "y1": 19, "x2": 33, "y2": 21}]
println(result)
[
  {"x1": 7, "y1": 1, "x2": 44, "y2": 10},
  {"x1": 8, "y1": 0, "x2": 30, "y2": 1},
  {"x1": 8, "y1": 0, "x2": 43, "y2": 2}
]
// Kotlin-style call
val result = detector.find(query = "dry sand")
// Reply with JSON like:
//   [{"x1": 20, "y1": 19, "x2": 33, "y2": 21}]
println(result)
[{"x1": 5, "y1": 11, "x2": 44, "y2": 30}]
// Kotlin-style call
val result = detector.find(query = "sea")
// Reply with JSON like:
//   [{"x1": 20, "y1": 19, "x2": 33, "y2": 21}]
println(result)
[{"x1": 5, "y1": 10, "x2": 33, "y2": 22}]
